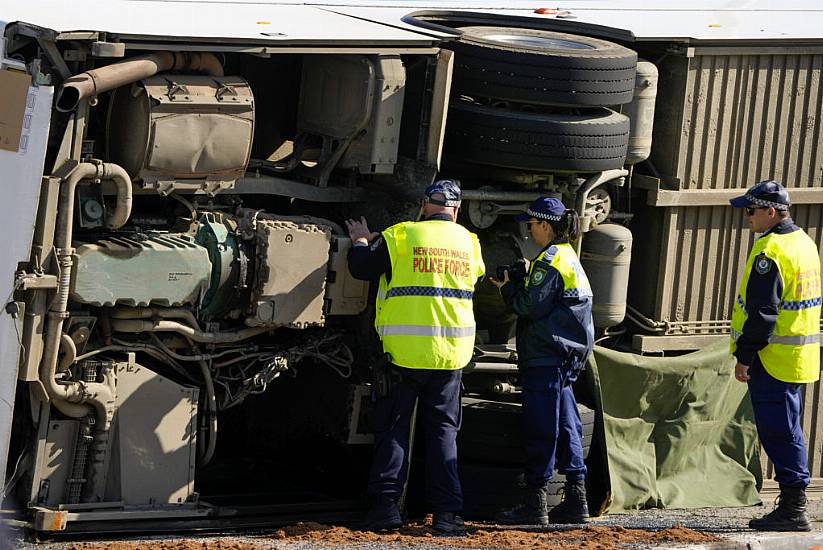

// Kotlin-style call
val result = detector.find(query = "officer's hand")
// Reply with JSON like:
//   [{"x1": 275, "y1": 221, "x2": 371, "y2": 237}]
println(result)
[
  {"x1": 489, "y1": 271, "x2": 510, "y2": 289},
  {"x1": 734, "y1": 362, "x2": 750, "y2": 382},
  {"x1": 345, "y1": 216, "x2": 380, "y2": 246}
]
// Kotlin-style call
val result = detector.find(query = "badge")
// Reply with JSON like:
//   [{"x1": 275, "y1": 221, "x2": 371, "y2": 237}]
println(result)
[
  {"x1": 754, "y1": 255, "x2": 771, "y2": 275},
  {"x1": 531, "y1": 268, "x2": 547, "y2": 286}
]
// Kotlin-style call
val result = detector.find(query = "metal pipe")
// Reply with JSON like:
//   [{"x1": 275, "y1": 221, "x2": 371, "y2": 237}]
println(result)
[
  {"x1": 194, "y1": 350, "x2": 217, "y2": 466},
  {"x1": 56, "y1": 52, "x2": 224, "y2": 112},
  {"x1": 39, "y1": 162, "x2": 132, "y2": 416},
  {"x1": 464, "y1": 361, "x2": 519, "y2": 374},
  {"x1": 50, "y1": 335, "x2": 89, "y2": 416},
  {"x1": 461, "y1": 189, "x2": 542, "y2": 202},
  {"x1": 574, "y1": 169, "x2": 629, "y2": 250},
  {"x1": 185, "y1": 52, "x2": 224, "y2": 79},
  {"x1": 99, "y1": 163, "x2": 133, "y2": 229},
  {"x1": 110, "y1": 307, "x2": 201, "y2": 331},
  {"x1": 110, "y1": 319, "x2": 268, "y2": 344},
  {"x1": 626, "y1": 304, "x2": 668, "y2": 329}
]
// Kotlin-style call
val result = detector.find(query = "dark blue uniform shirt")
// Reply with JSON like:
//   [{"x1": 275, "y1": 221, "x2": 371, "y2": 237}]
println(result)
[
  {"x1": 500, "y1": 241, "x2": 594, "y2": 370},
  {"x1": 735, "y1": 218, "x2": 800, "y2": 366},
  {"x1": 346, "y1": 213, "x2": 454, "y2": 283}
]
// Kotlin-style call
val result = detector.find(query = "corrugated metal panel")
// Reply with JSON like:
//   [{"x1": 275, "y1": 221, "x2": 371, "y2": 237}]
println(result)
[
  {"x1": 678, "y1": 53, "x2": 823, "y2": 191},
  {"x1": 652, "y1": 204, "x2": 823, "y2": 324},
  {"x1": 639, "y1": 48, "x2": 823, "y2": 327}
]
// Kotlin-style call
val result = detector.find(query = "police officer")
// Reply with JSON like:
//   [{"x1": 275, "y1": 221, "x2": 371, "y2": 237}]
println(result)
[
  {"x1": 491, "y1": 197, "x2": 594, "y2": 526},
  {"x1": 345, "y1": 180, "x2": 485, "y2": 533},
  {"x1": 729, "y1": 181, "x2": 821, "y2": 532}
]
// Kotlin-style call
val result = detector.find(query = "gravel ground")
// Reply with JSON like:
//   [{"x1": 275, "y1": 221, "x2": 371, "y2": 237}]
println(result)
[{"x1": 4, "y1": 500, "x2": 823, "y2": 550}]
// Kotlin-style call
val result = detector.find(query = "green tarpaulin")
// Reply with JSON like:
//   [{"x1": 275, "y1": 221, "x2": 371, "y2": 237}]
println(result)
[{"x1": 589, "y1": 341, "x2": 762, "y2": 511}]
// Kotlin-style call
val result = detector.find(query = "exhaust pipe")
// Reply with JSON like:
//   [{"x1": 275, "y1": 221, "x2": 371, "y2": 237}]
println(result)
[{"x1": 56, "y1": 51, "x2": 224, "y2": 112}]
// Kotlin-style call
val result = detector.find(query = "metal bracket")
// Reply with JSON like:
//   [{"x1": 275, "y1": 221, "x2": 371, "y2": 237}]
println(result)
[
  {"x1": 91, "y1": 41, "x2": 125, "y2": 58},
  {"x1": 146, "y1": 178, "x2": 235, "y2": 197},
  {"x1": 16, "y1": 272, "x2": 58, "y2": 291},
  {"x1": 32, "y1": 506, "x2": 68, "y2": 531},
  {"x1": 215, "y1": 82, "x2": 238, "y2": 101},
  {"x1": 165, "y1": 80, "x2": 191, "y2": 102},
  {"x1": 36, "y1": 36, "x2": 71, "y2": 81}
]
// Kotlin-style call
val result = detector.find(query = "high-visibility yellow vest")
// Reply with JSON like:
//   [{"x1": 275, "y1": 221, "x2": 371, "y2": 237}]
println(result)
[
  {"x1": 527, "y1": 243, "x2": 593, "y2": 299},
  {"x1": 730, "y1": 229, "x2": 821, "y2": 383},
  {"x1": 375, "y1": 220, "x2": 484, "y2": 370}
]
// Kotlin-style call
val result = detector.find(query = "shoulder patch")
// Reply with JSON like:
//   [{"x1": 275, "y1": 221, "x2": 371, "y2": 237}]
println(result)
[
  {"x1": 370, "y1": 237, "x2": 383, "y2": 251},
  {"x1": 754, "y1": 254, "x2": 772, "y2": 275},
  {"x1": 542, "y1": 246, "x2": 558, "y2": 263},
  {"x1": 530, "y1": 267, "x2": 548, "y2": 286}
]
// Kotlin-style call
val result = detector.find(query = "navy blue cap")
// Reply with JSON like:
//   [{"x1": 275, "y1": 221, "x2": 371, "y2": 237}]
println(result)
[
  {"x1": 729, "y1": 180, "x2": 790, "y2": 210},
  {"x1": 515, "y1": 197, "x2": 567, "y2": 222},
  {"x1": 425, "y1": 179, "x2": 461, "y2": 207}
]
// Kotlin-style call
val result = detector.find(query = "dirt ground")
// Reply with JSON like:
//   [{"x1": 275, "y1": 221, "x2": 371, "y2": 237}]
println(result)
[{"x1": 63, "y1": 518, "x2": 720, "y2": 550}]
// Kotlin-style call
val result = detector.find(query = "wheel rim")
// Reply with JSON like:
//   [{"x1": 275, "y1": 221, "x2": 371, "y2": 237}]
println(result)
[{"x1": 481, "y1": 33, "x2": 595, "y2": 50}]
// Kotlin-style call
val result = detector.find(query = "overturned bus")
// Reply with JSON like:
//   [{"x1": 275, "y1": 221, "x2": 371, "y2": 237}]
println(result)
[{"x1": 0, "y1": 0, "x2": 821, "y2": 535}]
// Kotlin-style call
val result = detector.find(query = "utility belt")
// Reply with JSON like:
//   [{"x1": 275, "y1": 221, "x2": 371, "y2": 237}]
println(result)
[{"x1": 372, "y1": 353, "x2": 403, "y2": 399}]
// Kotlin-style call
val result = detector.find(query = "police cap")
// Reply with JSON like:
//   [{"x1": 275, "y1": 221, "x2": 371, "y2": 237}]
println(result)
[
  {"x1": 729, "y1": 180, "x2": 791, "y2": 211},
  {"x1": 425, "y1": 179, "x2": 462, "y2": 207}
]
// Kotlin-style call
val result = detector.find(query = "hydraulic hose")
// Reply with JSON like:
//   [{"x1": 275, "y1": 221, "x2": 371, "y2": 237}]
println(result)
[{"x1": 110, "y1": 319, "x2": 268, "y2": 343}]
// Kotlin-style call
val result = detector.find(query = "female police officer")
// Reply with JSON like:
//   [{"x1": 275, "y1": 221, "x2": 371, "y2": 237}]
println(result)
[{"x1": 491, "y1": 197, "x2": 594, "y2": 526}]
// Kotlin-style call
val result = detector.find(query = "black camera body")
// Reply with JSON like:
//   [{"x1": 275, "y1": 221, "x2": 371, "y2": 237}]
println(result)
[{"x1": 496, "y1": 258, "x2": 528, "y2": 281}]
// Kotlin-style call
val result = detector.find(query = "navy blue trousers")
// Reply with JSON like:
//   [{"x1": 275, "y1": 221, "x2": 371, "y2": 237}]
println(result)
[
  {"x1": 747, "y1": 356, "x2": 810, "y2": 488},
  {"x1": 367, "y1": 367, "x2": 463, "y2": 512},
  {"x1": 521, "y1": 366, "x2": 587, "y2": 488}
]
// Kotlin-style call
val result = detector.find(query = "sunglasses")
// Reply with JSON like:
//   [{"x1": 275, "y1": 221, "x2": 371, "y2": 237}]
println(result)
[{"x1": 744, "y1": 206, "x2": 768, "y2": 216}]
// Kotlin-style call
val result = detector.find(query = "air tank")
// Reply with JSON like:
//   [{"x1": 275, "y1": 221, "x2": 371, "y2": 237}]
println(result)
[
  {"x1": 624, "y1": 59, "x2": 658, "y2": 165},
  {"x1": 580, "y1": 223, "x2": 633, "y2": 329}
]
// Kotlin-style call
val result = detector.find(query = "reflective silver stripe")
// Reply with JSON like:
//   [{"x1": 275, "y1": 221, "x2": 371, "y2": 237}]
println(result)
[
  {"x1": 731, "y1": 329, "x2": 819, "y2": 346},
  {"x1": 377, "y1": 325, "x2": 476, "y2": 338},
  {"x1": 769, "y1": 333, "x2": 821, "y2": 346}
]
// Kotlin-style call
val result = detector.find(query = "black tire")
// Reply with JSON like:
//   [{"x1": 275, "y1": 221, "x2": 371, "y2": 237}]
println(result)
[
  {"x1": 459, "y1": 398, "x2": 595, "y2": 465},
  {"x1": 448, "y1": 26, "x2": 637, "y2": 107},
  {"x1": 444, "y1": 102, "x2": 630, "y2": 172}
]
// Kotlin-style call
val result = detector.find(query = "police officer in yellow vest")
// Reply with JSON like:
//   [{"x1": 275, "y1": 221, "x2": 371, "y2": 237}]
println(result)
[
  {"x1": 491, "y1": 197, "x2": 594, "y2": 526},
  {"x1": 345, "y1": 180, "x2": 485, "y2": 533},
  {"x1": 729, "y1": 180, "x2": 821, "y2": 532}
]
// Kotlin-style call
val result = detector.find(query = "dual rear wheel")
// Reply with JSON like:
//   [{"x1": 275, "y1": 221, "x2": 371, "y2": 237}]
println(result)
[{"x1": 444, "y1": 26, "x2": 638, "y2": 172}]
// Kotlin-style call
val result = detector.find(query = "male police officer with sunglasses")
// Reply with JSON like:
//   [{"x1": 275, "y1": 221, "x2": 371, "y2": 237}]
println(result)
[
  {"x1": 729, "y1": 180, "x2": 821, "y2": 532},
  {"x1": 345, "y1": 180, "x2": 485, "y2": 534}
]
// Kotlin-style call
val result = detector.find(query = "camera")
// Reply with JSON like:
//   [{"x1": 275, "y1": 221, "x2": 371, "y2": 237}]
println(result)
[{"x1": 495, "y1": 258, "x2": 527, "y2": 281}]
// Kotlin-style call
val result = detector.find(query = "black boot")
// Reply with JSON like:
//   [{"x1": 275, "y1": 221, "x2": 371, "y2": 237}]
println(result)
[
  {"x1": 432, "y1": 511, "x2": 465, "y2": 534},
  {"x1": 358, "y1": 495, "x2": 403, "y2": 531},
  {"x1": 749, "y1": 485, "x2": 811, "y2": 532},
  {"x1": 495, "y1": 485, "x2": 549, "y2": 526},
  {"x1": 548, "y1": 479, "x2": 589, "y2": 524}
]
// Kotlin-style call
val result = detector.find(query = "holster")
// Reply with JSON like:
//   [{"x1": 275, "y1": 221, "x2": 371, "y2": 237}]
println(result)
[{"x1": 372, "y1": 353, "x2": 402, "y2": 399}]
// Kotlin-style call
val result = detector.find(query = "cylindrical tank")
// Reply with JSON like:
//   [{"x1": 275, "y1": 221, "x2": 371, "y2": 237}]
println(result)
[
  {"x1": 580, "y1": 223, "x2": 633, "y2": 329},
  {"x1": 624, "y1": 59, "x2": 658, "y2": 165}
]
